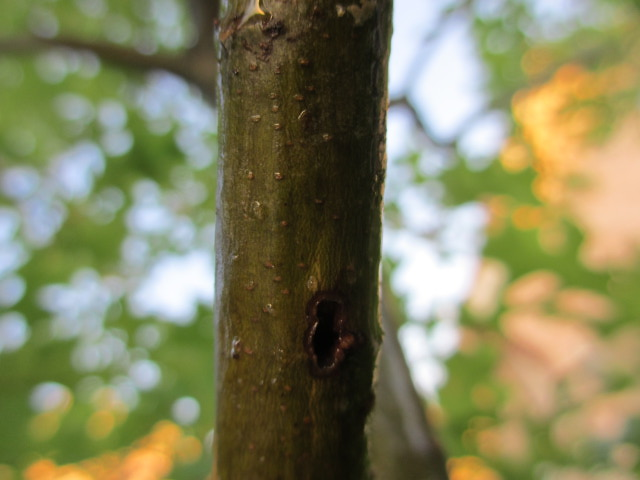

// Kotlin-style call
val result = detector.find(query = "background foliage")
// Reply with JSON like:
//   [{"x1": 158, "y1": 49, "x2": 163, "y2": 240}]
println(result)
[{"x1": 1, "y1": 0, "x2": 640, "y2": 478}]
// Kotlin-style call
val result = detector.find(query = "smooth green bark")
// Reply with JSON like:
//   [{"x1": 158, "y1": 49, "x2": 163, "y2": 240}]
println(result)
[{"x1": 214, "y1": 1, "x2": 392, "y2": 478}]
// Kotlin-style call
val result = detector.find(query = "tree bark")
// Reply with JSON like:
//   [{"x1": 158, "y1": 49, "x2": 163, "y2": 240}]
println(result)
[{"x1": 214, "y1": 0, "x2": 392, "y2": 478}]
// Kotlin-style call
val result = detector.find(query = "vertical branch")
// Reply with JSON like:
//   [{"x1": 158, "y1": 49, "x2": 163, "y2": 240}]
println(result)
[{"x1": 214, "y1": 0, "x2": 392, "y2": 477}]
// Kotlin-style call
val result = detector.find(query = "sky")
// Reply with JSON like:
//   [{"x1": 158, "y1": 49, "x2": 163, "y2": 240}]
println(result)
[{"x1": 384, "y1": 0, "x2": 503, "y2": 396}]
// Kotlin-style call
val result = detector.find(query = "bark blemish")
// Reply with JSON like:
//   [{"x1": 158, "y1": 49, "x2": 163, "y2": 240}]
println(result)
[
  {"x1": 261, "y1": 18, "x2": 285, "y2": 38},
  {"x1": 306, "y1": 275, "x2": 318, "y2": 291},
  {"x1": 346, "y1": 0, "x2": 377, "y2": 26},
  {"x1": 231, "y1": 337, "x2": 242, "y2": 359},
  {"x1": 250, "y1": 200, "x2": 265, "y2": 219},
  {"x1": 304, "y1": 291, "x2": 357, "y2": 377}
]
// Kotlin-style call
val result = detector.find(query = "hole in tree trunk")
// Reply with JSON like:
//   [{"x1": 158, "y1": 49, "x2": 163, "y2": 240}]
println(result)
[
  {"x1": 304, "y1": 291, "x2": 357, "y2": 377},
  {"x1": 313, "y1": 300, "x2": 340, "y2": 368}
]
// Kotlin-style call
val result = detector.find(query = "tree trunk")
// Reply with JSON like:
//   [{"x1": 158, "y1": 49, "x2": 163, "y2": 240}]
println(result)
[{"x1": 214, "y1": 0, "x2": 392, "y2": 478}]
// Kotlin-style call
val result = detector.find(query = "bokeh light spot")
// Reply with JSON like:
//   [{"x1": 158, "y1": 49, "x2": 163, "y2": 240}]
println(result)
[{"x1": 171, "y1": 396, "x2": 200, "y2": 426}]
